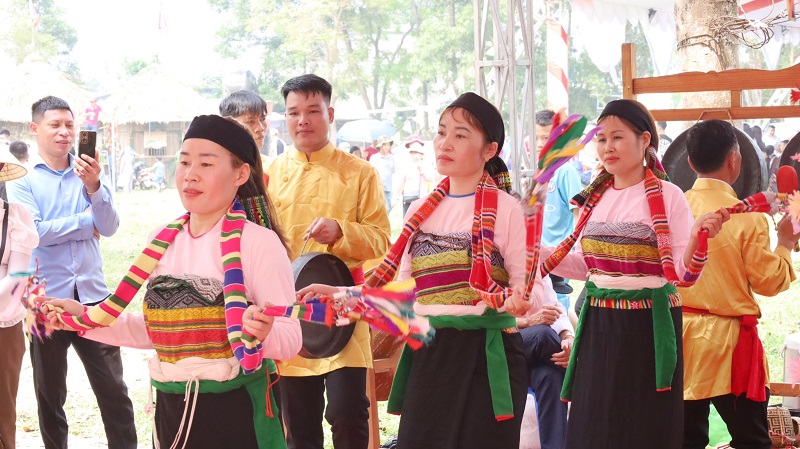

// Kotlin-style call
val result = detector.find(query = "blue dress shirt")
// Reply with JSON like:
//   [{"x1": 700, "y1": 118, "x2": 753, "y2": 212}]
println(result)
[{"x1": 8, "y1": 152, "x2": 119, "y2": 304}]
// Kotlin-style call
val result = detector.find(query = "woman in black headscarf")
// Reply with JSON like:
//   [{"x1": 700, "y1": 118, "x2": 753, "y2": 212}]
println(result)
[
  {"x1": 541, "y1": 99, "x2": 729, "y2": 448},
  {"x1": 298, "y1": 93, "x2": 544, "y2": 449}
]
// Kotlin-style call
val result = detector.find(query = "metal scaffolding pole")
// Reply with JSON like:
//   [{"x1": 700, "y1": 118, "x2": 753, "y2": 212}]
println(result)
[{"x1": 473, "y1": 0, "x2": 541, "y2": 191}]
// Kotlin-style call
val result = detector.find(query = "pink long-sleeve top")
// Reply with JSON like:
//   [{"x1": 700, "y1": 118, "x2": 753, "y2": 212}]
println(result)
[
  {"x1": 397, "y1": 191, "x2": 546, "y2": 316},
  {"x1": 0, "y1": 202, "x2": 39, "y2": 327},
  {"x1": 83, "y1": 216, "x2": 301, "y2": 380},
  {"x1": 547, "y1": 179, "x2": 694, "y2": 290}
]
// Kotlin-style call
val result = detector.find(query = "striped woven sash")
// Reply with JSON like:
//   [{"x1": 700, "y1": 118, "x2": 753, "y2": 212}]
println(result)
[
  {"x1": 542, "y1": 168, "x2": 708, "y2": 288},
  {"x1": 367, "y1": 172, "x2": 537, "y2": 308},
  {"x1": 57, "y1": 199, "x2": 266, "y2": 374}
]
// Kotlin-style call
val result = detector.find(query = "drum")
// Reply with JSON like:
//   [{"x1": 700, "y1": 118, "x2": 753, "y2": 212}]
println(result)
[
  {"x1": 662, "y1": 127, "x2": 767, "y2": 198},
  {"x1": 778, "y1": 132, "x2": 800, "y2": 190},
  {"x1": 292, "y1": 252, "x2": 357, "y2": 359}
]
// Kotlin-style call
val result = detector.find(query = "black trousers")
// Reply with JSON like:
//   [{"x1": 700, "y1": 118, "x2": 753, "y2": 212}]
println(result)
[
  {"x1": 30, "y1": 330, "x2": 137, "y2": 449},
  {"x1": 520, "y1": 325, "x2": 567, "y2": 449},
  {"x1": 683, "y1": 388, "x2": 771, "y2": 449},
  {"x1": 279, "y1": 367, "x2": 369, "y2": 449}
]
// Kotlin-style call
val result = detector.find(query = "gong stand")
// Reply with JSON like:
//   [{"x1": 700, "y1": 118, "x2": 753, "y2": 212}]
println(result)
[
  {"x1": 623, "y1": 41, "x2": 800, "y2": 399},
  {"x1": 622, "y1": 43, "x2": 800, "y2": 122}
]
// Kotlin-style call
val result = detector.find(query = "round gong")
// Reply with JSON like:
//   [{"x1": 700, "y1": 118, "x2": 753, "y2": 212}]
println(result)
[
  {"x1": 292, "y1": 252, "x2": 356, "y2": 359},
  {"x1": 778, "y1": 131, "x2": 800, "y2": 190},
  {"x1": 662, "y1": 127, "x2": 767, "y2": 198}
]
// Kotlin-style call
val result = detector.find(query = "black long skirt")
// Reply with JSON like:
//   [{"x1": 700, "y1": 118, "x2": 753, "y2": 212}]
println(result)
[
  {"x1": 565, "y1": 305, "x2": 684, "y2": 449},
  {"x1": 155, "y1": 386, "x2": 259, "y2": 449},
  {"x1": 396, "y1": 327, "x2": 527, "y2": 449}
]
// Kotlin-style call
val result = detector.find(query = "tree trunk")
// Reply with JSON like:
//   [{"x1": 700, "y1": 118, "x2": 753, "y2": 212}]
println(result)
[{"x1": 675, "y1": 0, "x2": 739, "y2": 111}]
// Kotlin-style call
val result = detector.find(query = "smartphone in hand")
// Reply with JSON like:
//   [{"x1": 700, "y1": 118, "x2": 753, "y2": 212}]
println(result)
[{"x1": 78, "y1": 130, "x2": 97, "y2": 161}]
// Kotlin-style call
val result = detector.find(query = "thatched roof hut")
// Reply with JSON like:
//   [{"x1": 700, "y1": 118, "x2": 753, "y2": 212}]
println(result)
[
  {"x1": 105, "y1": 64, "x2": 213, "y2": 124},
  {"x1": 105, "y1": 64, "x2": 215, "y2": 157},
  {"x1": 0, "y1": 53, "x2": 91, "y2": 125}
]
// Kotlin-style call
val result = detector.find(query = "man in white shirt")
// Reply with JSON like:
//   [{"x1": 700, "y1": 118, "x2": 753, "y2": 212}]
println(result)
[
  {"x1": 764, "y1": 124, "x2": 781, "y2": 148},
  {"x1": 369, "y1": 135, "x2": 396, "y2": 212}
]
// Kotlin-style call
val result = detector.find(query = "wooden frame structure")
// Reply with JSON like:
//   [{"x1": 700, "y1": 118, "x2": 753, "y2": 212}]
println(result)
[{"x1": 621, "y1": 43, "x2": 800, "y2": 121}]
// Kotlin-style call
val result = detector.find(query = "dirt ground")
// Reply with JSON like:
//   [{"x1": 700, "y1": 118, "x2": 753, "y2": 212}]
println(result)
[{"x1": 15, "y1": 343, "x2": 153, "y2": 449}]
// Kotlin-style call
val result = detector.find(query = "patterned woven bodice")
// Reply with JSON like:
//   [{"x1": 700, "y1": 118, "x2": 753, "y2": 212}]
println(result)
[
  {"x1": 143, "y1": 274, "x2": 234, "y2": 364},
  {"x1": 581, "y1": 222, "x2": 665, "y2": 278},
  {"x1": 409, "y1": 231, "x2": 509, "y2": 306}
]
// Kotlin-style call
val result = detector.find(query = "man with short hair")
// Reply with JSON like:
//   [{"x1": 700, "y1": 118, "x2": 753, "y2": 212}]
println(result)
[
  {"x1": 764, "y1": 124, "x2": 781, "y2": 147},
  {"x1": 219, "y1": 90, "x2": 268, "y2": 151},
  {"x1": 8, "y1": 96, "x2": 136, "y2": 449},
  {"x1": 266, "y1": 74, "x2": 390, "y2": 449},
  {"x1": 0, "y1": 129, "x2": 10, "y2": 145},
  {"x1": 680, "y1": 119, "x2": 800, "y2": 449},
  {"x1": 9, "y1": 141, "x2": 29, "y2": 163}
]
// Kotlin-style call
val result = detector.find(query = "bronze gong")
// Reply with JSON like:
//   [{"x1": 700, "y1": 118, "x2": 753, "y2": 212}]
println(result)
[
  {"x1": 292, "y1": 252, "x2": 357, "y2": 359},
  {"x1": 662, "y1": 127, "x2": 767, "y2": 198}
]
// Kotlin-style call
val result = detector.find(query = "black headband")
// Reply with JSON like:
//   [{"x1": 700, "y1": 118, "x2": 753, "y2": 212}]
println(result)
[
  {"x1": 183, "y1": 115, "x2": 258, "y2": 167},
  {"x1": 598, "y1": 99, "x2": 656, "y2": 147},
  {"x1": 446, "y1": 92, "x2": 505, "y2": 154}
]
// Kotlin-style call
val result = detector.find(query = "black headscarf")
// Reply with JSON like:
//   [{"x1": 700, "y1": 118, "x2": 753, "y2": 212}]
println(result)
[
  {"x1": 445, "y1": 92, "x2": 511, "y2": 192},
  {"x1": 183, "y1": 115, "x2": 258, "y2": 167}
]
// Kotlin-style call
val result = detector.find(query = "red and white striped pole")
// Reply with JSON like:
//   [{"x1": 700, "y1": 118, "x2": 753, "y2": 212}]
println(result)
[{"x1": 546, "y1": 18, "x2": 569, "y2": 110}]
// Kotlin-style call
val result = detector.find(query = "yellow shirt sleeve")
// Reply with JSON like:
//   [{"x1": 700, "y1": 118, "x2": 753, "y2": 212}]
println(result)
[{"x1": 328, "y1": 165, "x2": 392, "y2": 263}]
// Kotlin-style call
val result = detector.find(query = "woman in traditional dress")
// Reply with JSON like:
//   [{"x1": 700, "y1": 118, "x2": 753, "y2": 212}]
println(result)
[
  {"x1": 0, "y1": 152, "x2": 38, "y2": 449},
  {"x1": 296, "y1": 92, "x2": 544, "y2": 449},
  {"x1": 541, "y1": 99, "x2": 729, "y2": 448},
  {"x1": 44, "y1": 115, "x2": 301, "y2": 449}
]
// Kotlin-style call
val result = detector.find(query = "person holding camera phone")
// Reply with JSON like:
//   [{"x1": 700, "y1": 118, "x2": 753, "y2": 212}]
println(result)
[{"x1": 8, "y1": 96, "x2": 136, "y2": 449}]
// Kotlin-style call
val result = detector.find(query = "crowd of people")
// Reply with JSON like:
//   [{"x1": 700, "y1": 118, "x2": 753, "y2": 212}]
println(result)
[{"x1": 0, "y1": 73, "x2": 797, "y2": 449}]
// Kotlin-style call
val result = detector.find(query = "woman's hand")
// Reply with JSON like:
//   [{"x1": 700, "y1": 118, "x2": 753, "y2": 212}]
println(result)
[
  {"x1": 691, "y1": 207, "x2": 730, "y2": 239},
  {"x1": 242, "y1": 305, "x2": 274, "y2": 341},
  {"x1": 296, "y1": 283, "x2": 354, "y2": 302},
  {"x1": 504, "y1": 285, "x2": 533, "y2": 317},
  {"x1": 38, "y1": 297, "x2": 84, "y2": 331}
]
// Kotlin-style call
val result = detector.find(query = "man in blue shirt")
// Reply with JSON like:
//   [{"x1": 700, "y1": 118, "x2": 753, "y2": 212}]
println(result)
[{"x1": 8, "y1": 96, "x2": 136, "y2": 449}]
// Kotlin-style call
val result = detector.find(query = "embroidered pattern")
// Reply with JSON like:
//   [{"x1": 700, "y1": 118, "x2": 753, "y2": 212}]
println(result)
[{"x1": 410, "y1": 232, "x2": 508, "y2": 306}]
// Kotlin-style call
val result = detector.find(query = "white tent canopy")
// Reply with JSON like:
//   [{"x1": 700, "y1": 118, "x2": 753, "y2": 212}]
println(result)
[{"x1": 571, "y1": 0, "x2": 800, "y2": 77}]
